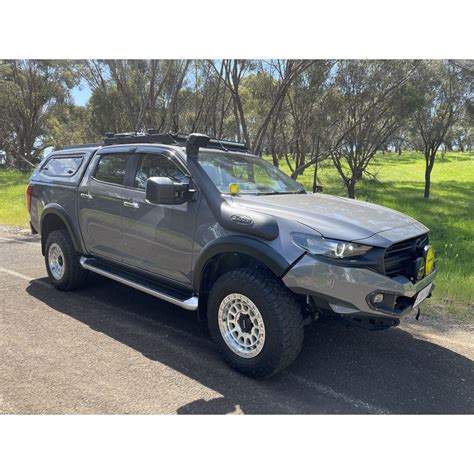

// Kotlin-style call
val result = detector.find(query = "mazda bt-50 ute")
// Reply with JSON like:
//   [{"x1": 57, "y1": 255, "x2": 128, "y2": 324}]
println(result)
[{"x1": 27, "y1": 132, "x2": 437, "y2": 377}]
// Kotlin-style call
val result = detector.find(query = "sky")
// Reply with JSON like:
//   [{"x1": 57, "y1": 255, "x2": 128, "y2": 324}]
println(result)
[{"x1": 71, "y1": 79, "x2": 92, "y2": 106}]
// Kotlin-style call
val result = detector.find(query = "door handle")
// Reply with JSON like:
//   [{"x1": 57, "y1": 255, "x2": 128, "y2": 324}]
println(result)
[
  {"x1": 80, "y1": 192, "x2": 93, "y2": 200},
  {"x1": 123, "y1": 201, "x2": 139, "y2": 209}
]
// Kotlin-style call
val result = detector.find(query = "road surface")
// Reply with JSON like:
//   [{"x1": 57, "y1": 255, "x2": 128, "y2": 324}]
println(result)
[{"x1": 1, "y1": 230, "x2": 473, "y2": 414}]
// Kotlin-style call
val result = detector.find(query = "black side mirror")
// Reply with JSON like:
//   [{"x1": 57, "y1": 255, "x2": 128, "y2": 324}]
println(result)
[{"x1": 145, "y1": 177, "x2": 192, "y2": 205}]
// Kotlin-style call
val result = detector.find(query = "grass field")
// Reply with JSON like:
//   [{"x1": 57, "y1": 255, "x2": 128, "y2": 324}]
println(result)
[
  {"x1": 0, "y1": 169, "x2": 30, "y2": 228},
  {"x1": 0, "y1": 151, "x2": 473, "y2": 319}
]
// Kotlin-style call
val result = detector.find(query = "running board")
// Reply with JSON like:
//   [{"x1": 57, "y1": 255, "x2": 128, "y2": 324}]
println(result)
[{"x1": 79, "y1": 257, "x2": 198, "y2": 311}]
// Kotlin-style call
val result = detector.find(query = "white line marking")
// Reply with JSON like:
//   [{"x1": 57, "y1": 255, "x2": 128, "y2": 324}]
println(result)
[
  {"x1": 0, "y1": 266, "x2": 390, "y2": 413},
  {"x1": 0, "y1": 236, "x2": 40, "y2": 246},
  {"x1": 0, "y1": 267, "x2": 49, "y2": 286},
  {"x1": 283, "y1": 372, "x2": 390, "y2": 414}
]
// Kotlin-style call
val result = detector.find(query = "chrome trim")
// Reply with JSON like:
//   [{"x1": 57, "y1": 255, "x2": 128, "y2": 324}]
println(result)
[
  {"x1": 123, "y1": 201, "x2": 139, "y2": 208},
  {"x1": 80, "y1": 257, "x2": 198, "y2": 311},
  {"x1": 48, "y1": 243, "x2": 65, "y2": 280}
]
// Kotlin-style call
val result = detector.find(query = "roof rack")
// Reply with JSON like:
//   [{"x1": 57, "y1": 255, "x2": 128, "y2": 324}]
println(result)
[
  {"x1": 103, "y1": 131, "x2": 250, "y2": 153},
  {"x1": 62, "y1": 143, "x2": 102, "y2": 150}
]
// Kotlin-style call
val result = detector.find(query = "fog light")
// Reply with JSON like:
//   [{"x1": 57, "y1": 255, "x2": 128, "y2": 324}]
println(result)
[{"x1": 372, "y1": 293, "x2": 384, "y2": 305}]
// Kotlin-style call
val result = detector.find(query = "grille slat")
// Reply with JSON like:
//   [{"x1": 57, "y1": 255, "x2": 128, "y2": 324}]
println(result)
[{"x1": 384, "y1": 234, "x2": 428, "y2": 278}]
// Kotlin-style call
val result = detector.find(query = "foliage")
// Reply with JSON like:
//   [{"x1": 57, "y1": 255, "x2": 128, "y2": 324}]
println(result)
[
  {"x1": 0, "y1": 60, "x2": 78, "y2": 170},
  {"x1": 410, "y1": 60, "x2": 472, "y2": 198},
  {"x1": 328, "y1": 60, "x2": 421, "y2": 198},
  {"x1": 0, "y1": 59, "x2": 472, "y2": 202}
]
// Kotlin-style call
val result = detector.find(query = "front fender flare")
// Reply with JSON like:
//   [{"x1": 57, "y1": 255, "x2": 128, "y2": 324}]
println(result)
[{"x1": 193, "y1": 235, "x2": 292, "y2": 292}]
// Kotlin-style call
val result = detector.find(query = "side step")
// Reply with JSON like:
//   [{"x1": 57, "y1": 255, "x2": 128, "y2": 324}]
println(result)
[{"x1": 80, "y1": 257, "x2": 198, "y2": 311}]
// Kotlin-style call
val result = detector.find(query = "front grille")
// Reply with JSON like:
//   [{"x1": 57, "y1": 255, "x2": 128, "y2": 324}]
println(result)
[{"x1": 384, "y1": 234, "x2": 428, "y2": 278}]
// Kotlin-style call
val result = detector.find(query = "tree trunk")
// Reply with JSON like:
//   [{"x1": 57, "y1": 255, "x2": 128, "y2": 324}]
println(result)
[
  {"x1": 424, "y1": 149, "x2": 435, "y2": 199},
  {"x1": 234, "y1": 92, "x2": 250, "y2": 148},
  {"x1": 347, "y1": 179, "x2": 356, "y2": 199},
  {"x1": 272, "y1": 150, "x2": 279, "y2": 167},
  {"x1": 424, "y1": 165, "x2": 431, "y2": 199},
  {"x1": 312, "y1": 158, "x2": 319, "y2": 193}
]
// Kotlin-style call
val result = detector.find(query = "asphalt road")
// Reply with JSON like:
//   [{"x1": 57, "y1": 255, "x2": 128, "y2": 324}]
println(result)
[{"x1": 1, "y1": 230, "x2": 473, "y2": 414}]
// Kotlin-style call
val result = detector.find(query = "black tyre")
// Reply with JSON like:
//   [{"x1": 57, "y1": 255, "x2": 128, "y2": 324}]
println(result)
[
  {"x1": 207, "y1": 268, "x2": 304, "y2": 378},
  {"x1": 44, "y1": 229, "x2": 88, "y2": 291}
]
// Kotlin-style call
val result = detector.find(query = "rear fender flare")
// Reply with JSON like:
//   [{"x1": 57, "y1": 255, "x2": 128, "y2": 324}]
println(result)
[{"x1": 40, "y1": 205, "x2": 85, "y2": 255}]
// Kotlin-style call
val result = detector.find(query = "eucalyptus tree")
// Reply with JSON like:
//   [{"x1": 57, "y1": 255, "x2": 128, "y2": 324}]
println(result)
[
  {"x1": 78, "y1": 59, "x2": 190, "y2": 133},
  {"x1": 411, "y1": 60, "x2": 472, "y2": 198},
  {"x1": 283, "y1": 60, "x2": 334, "y2": 176},
  {"x1": 211, "y1": 60, "x2": 314, "y2": 154},
  {"x1": 0, "y1": 60, "x2": 77, "y2": 170},
  {"x1": 327, "y1": 60, "x2": 420, "y2": 198}
]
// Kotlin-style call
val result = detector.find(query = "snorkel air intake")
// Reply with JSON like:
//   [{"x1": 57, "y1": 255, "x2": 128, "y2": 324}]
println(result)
[
  {"x1": 185, "y1": 133, "x2": 279, "y2": 240},
  {"x1": 186, "y1": 133, "x2": 211, "y2": 157}
]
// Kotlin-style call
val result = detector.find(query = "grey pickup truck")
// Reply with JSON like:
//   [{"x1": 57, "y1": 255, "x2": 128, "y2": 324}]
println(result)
[{"x1": 27, "y1": 132, "x2": 437, "y2": 377}]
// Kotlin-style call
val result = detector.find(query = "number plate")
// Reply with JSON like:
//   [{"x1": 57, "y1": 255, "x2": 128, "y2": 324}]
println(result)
[{"x1": 413, "y1": 283, "x2": 432, "y2": 308}]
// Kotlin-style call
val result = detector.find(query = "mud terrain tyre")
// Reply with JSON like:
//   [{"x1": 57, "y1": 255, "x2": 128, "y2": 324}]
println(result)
[{"x1": 207, "y1": 268, "x2": 304, "y2": 378}]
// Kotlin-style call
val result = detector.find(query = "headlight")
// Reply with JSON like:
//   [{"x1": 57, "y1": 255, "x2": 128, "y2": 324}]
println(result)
[{"x1": 292, "y1": 233, "x2": 372, "y2": 259}]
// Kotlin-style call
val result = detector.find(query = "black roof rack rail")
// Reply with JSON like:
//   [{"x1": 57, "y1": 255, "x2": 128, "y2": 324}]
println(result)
[
  {"x1": 62, "y1": 143, "x2": 102, "y2": 150},
  {"x1": 102, "y1": 131, "x2": 249, "y2": 153}
]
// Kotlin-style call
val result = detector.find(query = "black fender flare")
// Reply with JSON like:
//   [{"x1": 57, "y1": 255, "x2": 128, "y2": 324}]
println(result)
[
  {"x1": 193, "y1": 235, "x2": 291, "y2": 293},
  {"x1": 40, "y1": 204, "x2": 86, "y2": 255}
]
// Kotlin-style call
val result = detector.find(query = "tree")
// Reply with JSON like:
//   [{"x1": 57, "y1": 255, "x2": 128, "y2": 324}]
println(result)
[
  {"x1": 211, "y1": 60, "x2": 314, "y2": 154},
  {"x1": 328, "y1": 60, "x2": 420, "y2": 198},
  {"x1": 46, "y1": 104, "x2": 92, "y2": 150},
  {"x1": 411, "y1": 61, "x2": 471, "y2": 198},
  {"x1": 0, "y1": 60, "x2": 76, "y2": 170},
  {"x1": 78, "y1": 60, "x2": 190, "y2": 133},
  {"x1": 286, "y1": 62, "x2": 334, "y2": 177}
]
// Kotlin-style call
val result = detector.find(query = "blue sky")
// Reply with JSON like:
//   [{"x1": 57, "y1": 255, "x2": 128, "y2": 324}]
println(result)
[{"x1": 71, "y1": 80, "x2": 92, "y2": 106}]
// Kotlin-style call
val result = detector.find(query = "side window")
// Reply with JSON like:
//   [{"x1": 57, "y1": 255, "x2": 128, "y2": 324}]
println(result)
[
  {"x1": 94, "y1": 154, "x2": 131, "y2": 185},
  {"x1": 133, "y1": 154, "x2": 188, "y2": 190},
  {"x1": 41, "y1": 155, "x2": 83, "y2": 177}
]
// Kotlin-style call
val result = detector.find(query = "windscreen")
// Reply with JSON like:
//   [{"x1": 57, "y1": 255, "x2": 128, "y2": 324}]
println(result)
[{"x1": 198, "y1": 152, "x2": 305, "y2": 195}]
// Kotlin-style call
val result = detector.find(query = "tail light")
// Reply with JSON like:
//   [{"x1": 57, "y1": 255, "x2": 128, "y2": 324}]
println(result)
[{"x1": 26, "y1": 184, "x2": 33, "y2": 213}]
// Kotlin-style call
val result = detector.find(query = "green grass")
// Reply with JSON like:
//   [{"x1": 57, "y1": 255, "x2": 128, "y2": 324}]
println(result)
[
  {"x1": 0, "y1": 169, "x2": 30, "y2": 228},
  {"x1": 268, "y1": 151, "x2": 474, "y2": 319},
  {"x1": 0, "y1": 151, "x2": 473, "y2": 319}
]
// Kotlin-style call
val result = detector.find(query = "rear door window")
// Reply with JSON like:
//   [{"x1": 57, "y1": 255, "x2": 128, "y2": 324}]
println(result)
[
  {"x1": 41, "y1": 155, "x2": 84, "y2": 177},
  {"x1": 94, "y1": 154, "x2": 132, "y2": 185}
]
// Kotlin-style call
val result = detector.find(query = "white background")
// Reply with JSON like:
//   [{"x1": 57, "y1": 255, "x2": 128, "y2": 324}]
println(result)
[{"x1": 1, "y1": 1, "x2": 472, "y2": 473}]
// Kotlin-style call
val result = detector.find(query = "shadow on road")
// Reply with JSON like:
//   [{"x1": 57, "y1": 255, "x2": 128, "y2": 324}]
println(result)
[{"x1": 26, "y1": 275, "x2": 474, "y2": 414}]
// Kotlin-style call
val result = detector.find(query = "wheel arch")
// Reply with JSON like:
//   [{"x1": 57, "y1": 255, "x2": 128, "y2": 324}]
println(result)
[
  {"x1": 40, "y1": 205, "x2": 85, "y2": 256},
  {"x1": 193, "y1": 236, "x2": 291, "y2": 319}
]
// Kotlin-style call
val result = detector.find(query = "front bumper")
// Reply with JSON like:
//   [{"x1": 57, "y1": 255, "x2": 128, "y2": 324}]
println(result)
[{"x1": 283, "y1": 254, "x2": 437, "y2": 329}]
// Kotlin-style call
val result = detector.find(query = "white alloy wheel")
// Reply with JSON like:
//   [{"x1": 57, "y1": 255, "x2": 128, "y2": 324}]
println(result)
[{"x1": 218, "y1": 293, "x2": 266, "y2": 358}]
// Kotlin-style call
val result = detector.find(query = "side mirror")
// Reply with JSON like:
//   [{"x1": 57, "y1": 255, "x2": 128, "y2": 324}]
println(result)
[{"x1": 145, "y1": 177, "x2": 192, "y2": 205}]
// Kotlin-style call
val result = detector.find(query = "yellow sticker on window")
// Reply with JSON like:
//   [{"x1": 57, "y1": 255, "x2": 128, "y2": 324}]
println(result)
[{"x1": 229, "y1": 183, "x2": 240, "y2": 195}]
